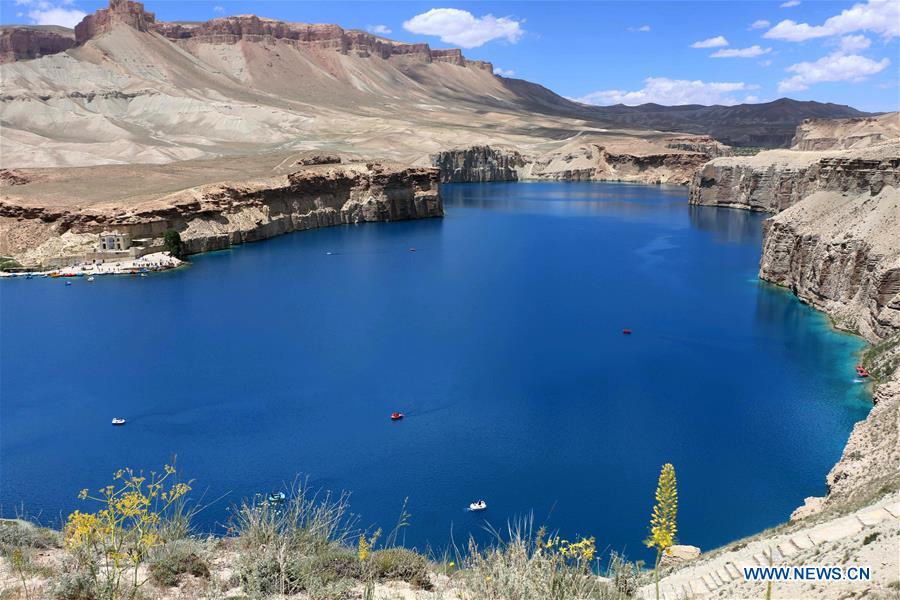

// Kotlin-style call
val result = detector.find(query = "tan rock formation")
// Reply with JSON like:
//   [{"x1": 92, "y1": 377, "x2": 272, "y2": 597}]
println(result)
[
  {"x1": 74, "y1": 0, "x2": 155, "y2": 44},
  {"x1": 0, "y1": 155, "x2": 441, "y2": 267},
  {"x1": 792, "y1": 112, "x2": 900, "y2": 151}
]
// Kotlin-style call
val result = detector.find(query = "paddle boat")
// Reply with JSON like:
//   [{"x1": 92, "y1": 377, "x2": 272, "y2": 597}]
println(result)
[
  {"x1": 622, "y1": 328, "x2": 632, "y2": 335},
  {"x1": 469, "y1": 500, "x2": 487, "y2": 512},
  {"x1": 267, "y1": 491, "x2": 286, "y2": 504},
  {"x1": 391, "y1": 412, "x2": 404, "y2": 421},
  {"x1": 111, "y1": 418, "x2": 126, "y2": 426}
]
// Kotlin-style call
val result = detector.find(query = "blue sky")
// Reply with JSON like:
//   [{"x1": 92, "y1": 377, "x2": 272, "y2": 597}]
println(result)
[{"x1": 4, "y1": 0, "x2": 898, "y2": 111}]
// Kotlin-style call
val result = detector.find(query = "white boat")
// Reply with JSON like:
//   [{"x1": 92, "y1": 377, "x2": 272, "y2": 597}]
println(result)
[
  {"x1": 87, "y1": 276, "x2": 95, "y2": 282},
  {"x1": 111, "y1": 418, "x2": 126, "y2": 426},
  {"x1": 469, "y1": 500, "x2": 487, "y2": 511}
]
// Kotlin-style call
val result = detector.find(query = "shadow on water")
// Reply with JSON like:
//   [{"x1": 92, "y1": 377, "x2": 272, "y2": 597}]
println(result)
[{"x1": 688, "y1": 204, "x2": 766, "y2": 245}]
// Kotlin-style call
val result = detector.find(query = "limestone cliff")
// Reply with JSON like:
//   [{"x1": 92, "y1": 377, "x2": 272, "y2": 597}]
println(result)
[
  {"x1": 431, "y1": 146, "x2": 526, "y2": 183},
  {"x1": 791, "y1": 112, "x2": 900, "y2": 151},
  {"x1": 689, "y1": 144, "x2": 900, "y2": 212},
  {"x1": 0, "y1": 161, "x2": 441, "y2": 267},
  {"x1": 432, "y1": 137, "x2": 728, "y2": 185}
]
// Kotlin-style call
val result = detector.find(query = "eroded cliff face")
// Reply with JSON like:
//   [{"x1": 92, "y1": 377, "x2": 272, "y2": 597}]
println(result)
[
  {"x1": 0, "y1": 27, "x2": 75, "y2": 63},
  {"x1": 432, "y1": 146, "x2": 526, "y2": 183},
  {"x1": 791, "y1": 113, "x2": 900, "y2": 151},
  {"x1": 758, "y1": 186, "x2": 900, "y2": 340},
  {"x1": 0, "y1": 162, "x2": 442, "y2": 266},
  {"x1": 689, "y1": 146, "x2": 900, "y2": 212},
  {"x1": 432, "y1": 138, "x2": 728, "y2": 185}
]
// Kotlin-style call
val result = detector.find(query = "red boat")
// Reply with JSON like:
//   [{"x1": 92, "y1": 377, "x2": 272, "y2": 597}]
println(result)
[
  {"x1": 622, "y1": 328, "x2": 632, "y2": 335},
  {"x1": 391, "y1": 412, "x2": 404, "y2": 420},
  {"x1": 856, "y1": 367, "x2": 870, "y2": 378}
]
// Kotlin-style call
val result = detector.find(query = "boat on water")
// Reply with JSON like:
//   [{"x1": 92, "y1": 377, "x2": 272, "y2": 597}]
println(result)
[
  {"x1": 391, "y1": 412, "x2": 404, "y2": 420},
  {"x1": 87, "y1": 276, "x2": 95, "y2": 282},
  {"x1": 469, "y1": 500, "x2": 487, "y2": 512},
  {"x1": 622, "y1": 328, "x2": 632, "y2": 335},
  {"x1": 408, "y1": 248, "x2": 416, "y2": 252},
  {"x1": 267, "y1": 491, "x2": 286, "y2": 504},
  {"x1": 111, "y1": 418, "x2": 126, "y2": 426},
  {"x1": 65, "y1": 281, "x2": 72, "y2": 286}
]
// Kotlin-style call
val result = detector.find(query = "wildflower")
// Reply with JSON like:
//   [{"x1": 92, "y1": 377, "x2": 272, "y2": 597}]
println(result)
[{"x1": 645, "y1": 463, "x2": 678, "y2": 600}]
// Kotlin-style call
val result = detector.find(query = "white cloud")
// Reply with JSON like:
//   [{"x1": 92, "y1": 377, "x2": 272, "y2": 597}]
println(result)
[
  {"x1": 402, "y1": 8, "x2": 524, "y2": 48},
  {"x1": 750, "y1": 20, "x2": 771, "y2": 30},
  {"x1": 759, "y1": 59, "x2": 774, "y2": 67},
  {"x1": 493, "y1": 67, "x2": 515, "y2": 77},
  {"x1": 576, "y1": 77, "x2": 758, "y2": 106},
  {"x1": 14, "y1": 0, "x2": 85, "y2": 28},
  {"x1": 213, "y1": 5, "x2": 224, "y2": 13},
  {"x1": 691, "y1": 35, "x2": 729, "y2": 48},
  {"x1": 838, "y1": 34, "x2": 871, "y2": 52},
  {"x1": 366, "y1": 24, "x2": 392, "y2": 35},
  {"x1": 778, "y1": 51, "x2": 890, "y2": 91},
  {"x1": 780, "y1": 0, "x2": 801, "y2": 7},
  {"x1": 765, "y1": 0, "x2": 900, "y2": 42},
  {"x1": 627, "y1": 25, "x2": 651, "y2": 32},
  {"x1": 711, "y1": 45, "x2": 773, "y2": 58}
]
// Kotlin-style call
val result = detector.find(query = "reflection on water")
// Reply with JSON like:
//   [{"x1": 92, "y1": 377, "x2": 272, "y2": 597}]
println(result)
[
  {"x1": 689, "y1": 204, "x2": 767, "y2": 245},
  {"x1": 442, "y1": 181, "x2": 689, "y2": 223}
]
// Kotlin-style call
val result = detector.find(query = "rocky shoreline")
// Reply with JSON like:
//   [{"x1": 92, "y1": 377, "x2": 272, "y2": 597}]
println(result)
[
  {"x1": 0, "y1": 159, "x2": 442, "y2": 269},
  {"x1": 651, "y1": 134, "x2": 900, "y2": 598}
]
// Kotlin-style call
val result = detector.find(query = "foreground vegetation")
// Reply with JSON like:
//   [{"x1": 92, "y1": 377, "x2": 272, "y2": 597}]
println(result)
[{"x1": 0, "y1": 464, "x2": 659, "y2": 600}]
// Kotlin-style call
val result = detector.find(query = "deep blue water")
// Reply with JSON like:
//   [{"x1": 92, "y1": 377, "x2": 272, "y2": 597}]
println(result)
[{"x1": 0, "y1": 182, "x2": 870, "y2": 560}]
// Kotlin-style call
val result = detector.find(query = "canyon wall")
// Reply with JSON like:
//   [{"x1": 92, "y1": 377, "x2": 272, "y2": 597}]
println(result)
[
  {"x1": 791, "y1": 112, "x2": 900, "y2": 151},
  {"x1": 689, "y1": 146, "x2": 900, "y2": 213},
  {"x1": 0, "y1": 163, "x2": 442, "y2": 267},
  {"x1": 0, "y1": 27, "x2": 75, "y2": 63},
  {"x1": 432, "y1": 138, "x2": 729, "y2": 185}
]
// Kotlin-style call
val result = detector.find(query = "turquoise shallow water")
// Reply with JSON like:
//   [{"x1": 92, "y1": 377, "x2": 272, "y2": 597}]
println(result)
[{"x1": 0, "y1": 182, "x2": 870, "y2": 559}]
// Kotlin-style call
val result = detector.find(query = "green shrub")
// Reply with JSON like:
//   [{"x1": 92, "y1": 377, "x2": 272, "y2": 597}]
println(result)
[
  {"x1": 0, "y1": 519, "x2": 61, "y2": 550},
  {"x1": 371, "y1": 547, "x2": 431, "y2": 589},
  {"x1": 54, "y1": 570, "x2": 96, "y2": 600},
  {"x1": 164, "y1": 229, "x2": 184, "y2": 259},
  {"x1": 149, "y1": 540, "x2": 210, "y2": 587}
]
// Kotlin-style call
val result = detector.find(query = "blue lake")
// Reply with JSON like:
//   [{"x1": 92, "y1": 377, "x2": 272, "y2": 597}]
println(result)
[{"x1": 0, "y1": 182, "x2": 871, "y2": 560}]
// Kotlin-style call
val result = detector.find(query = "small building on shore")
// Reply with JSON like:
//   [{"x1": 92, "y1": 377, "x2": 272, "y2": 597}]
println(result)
[{"x1": 98, "y1": 232, "x2": 132, "y2": 252}]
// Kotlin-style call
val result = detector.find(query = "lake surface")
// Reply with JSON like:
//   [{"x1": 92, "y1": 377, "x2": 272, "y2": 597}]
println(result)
[{"x1": 0, "y1": 182, "x2": 871, "y2": 559}]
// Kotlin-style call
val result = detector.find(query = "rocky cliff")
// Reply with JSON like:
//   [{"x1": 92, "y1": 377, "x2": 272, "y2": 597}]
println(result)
[
  {"x1": 432, "y1": 146, "x2": 527, "y2": 183},
  {"x1": 791, "y1": 112, "x2": 900, "y2": 151},
  {"x1": 689, "y1": 144, "x2": 900, "y2": 212},
  {"x1": 0, "y1": 161, "x2": 442, "y2": 267},
  {"x1": 74, "y1": 0, "x2": 155, "y2": 44},
  {"x1": 432, "y1": 137, "x2": 728, "y2": 185},
  {"x1": 0, "y1": 26, "x2": 75, "y2": 63}
]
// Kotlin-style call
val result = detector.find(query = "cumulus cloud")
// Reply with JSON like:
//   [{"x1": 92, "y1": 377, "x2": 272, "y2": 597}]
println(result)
[
  {"x1": 750, "y1": 20, "x2": 771, "y2": 30},
  {"x1": 14, "y1": 0, "x2": 85, "y2": 28},
  {"x1": 710, "y1": 45, "x2": 772, "y2": 58},
  {"x1": 403, "y1": 8, "x2": 524, "y2": 48},
  {"x1": 778, "y1": 52, "x2": 890, "y2": 91},
  {"x1": 765, "y1": 0, "x2": 900, "y2": 42},
  {"x1": 627, "y1": 25, "x2": 651, "y2": 32},
  {"x1": 690, "y1": 35, "x2": 729, "y2": 48},
  {"x1": 838, "y1": 34, "x2": 871, "y2": 52},
  {"x1": 780, "y1": 0, "x2": 801, "y2": 7},
  {"x1": 575, "y1": 77, "x2": 758, "y2": 106},
  {"x1": 493, "y1": 67, "x2": 515, "y2": 77},
  {"x1": 213, "y1": 5, "x2": 224, "y2": 13},
  {"x1": 366, "y1": 24, "x2": 392, "y2": 35}
]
